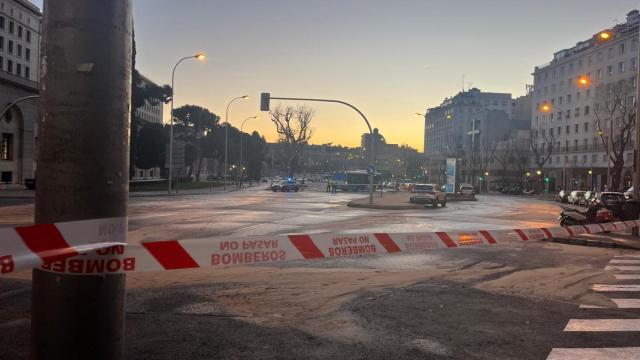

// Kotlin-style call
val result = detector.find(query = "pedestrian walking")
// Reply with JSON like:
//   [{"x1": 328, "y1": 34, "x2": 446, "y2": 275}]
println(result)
[
  {"x1": 326, "y1": 180, "x2": 331, "y2": 192},
  {"x1": 331, "y1": 181, "x2": 337, "y2": 194}
]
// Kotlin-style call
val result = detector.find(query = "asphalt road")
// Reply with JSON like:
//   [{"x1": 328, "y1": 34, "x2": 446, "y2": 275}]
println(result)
[{"x1": 1, "y1": 186, "x2": 639, "y2": 359}]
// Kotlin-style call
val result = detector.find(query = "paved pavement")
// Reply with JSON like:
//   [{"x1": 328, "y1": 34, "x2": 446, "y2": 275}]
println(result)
[{"x1": 2, "y1": 186, "x2": 640, "y2": 359}]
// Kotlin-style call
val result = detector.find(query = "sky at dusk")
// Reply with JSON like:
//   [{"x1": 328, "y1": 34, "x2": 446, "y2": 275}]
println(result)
[{"x1": 34, "y1": 0, "x2": 639, "y2": 151}]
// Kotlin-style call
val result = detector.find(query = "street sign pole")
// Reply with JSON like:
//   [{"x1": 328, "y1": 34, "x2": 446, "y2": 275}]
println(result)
[{"x1": 31, "y1": 1, "x2": 131, "y2": 358}]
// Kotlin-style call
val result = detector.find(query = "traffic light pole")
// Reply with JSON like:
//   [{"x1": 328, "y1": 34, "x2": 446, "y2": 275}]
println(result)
[
  {"x1": 633, "y1": 24, "x2": 640, "y2": 236},
  {"x1": 263, "y1": 95, "x2": 376, "y2": 205},
  {"x1": 32, "y1": 1, "x2": 131, "y2": 359}
]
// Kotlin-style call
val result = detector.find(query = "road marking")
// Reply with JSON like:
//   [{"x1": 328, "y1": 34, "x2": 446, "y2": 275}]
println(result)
[
  {"x1": 579, "y1": 299, "x2": 640, "y2": 309},
  {"x1": 615, "y1": 274, "x2": 640, "y2": 280},
  {"x1": 615, "y1": 255, "x2": 640, "y2": 259},
  {"x1": 611, "y1": 299, "x2": 640, "y2": 308},
  {"x1": 547, "y1": 347, "x2": 640, "y2": 360},
  {"x1": 610, "y1": 260, "x2": 640, "y2": 264},
  {"x1": 592, "y1": 284, "x2": 640, "y2": 292},
  {"x1": 564, "y1": 319, "x2": 640, "y2": 331},
  {"x1": 605, "y1": 265, "x2": 640, "y2": 271}
]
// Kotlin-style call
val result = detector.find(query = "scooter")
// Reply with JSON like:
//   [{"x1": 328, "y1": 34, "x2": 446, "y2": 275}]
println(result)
[{"x1": 558, "y1": 201, "x2": 614, "y2": 227}]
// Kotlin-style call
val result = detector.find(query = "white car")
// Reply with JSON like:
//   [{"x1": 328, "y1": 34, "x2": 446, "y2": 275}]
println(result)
[
  {"x1": 459, "y1": 185, "x2": 475, "y2": 198},
  {"x1": 410, "y1": 184, "x2": 447, "y2": 207}
]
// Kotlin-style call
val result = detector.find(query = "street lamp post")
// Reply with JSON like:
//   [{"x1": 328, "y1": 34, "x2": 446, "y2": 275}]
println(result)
[
  {"x1": 240, "y1": 115, "x2": 258, "y2": 181},
  {"x1": 168, "y1": 52, "x2": 205, "y2": 195},
  {"x1": 224, "y1": 95, "x2": 249, "y2": 191}
]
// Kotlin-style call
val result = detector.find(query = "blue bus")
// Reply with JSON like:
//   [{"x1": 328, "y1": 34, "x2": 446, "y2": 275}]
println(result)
[{"x1": 334, "y1": 170, "x2": 381, "y2": 191}]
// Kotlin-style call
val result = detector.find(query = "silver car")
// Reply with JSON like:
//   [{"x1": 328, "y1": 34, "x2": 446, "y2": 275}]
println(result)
[
  {"x1": 410, "y1": 183, "x2": 447, "y2": 207},
  {"x1": 459, "y1": 185, "x2": 475, "y2": 198}
]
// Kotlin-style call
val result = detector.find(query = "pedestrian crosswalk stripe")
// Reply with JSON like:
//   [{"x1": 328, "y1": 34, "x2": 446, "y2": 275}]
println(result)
[
  {"x1": 610, "y1": 260, "x2": 640, "y2": 264},
  {"x1": 615, "y1": 274, "x2": 640, "y2": 280},
  {"x1": 579, "y1": 304, "x2": 605, "y2": 309},
  {"x1": 564, "y1": 319, "x2": 640, "y2": 331},
  {"x1": 592, "y1": 284, "x2": 640, "y2": 292},
  {"x1": 611, "y1": 299, "x2": 640, "y2": 308},
  {"x1": 605, "y1": 265, "x2": 640, "y2": 271},
  {"x1": 579, "y1": 299, "x2": 640, "y2": 309},
  {"x1": 547, "y1": 347, "x2": 640, "y2": 360}
]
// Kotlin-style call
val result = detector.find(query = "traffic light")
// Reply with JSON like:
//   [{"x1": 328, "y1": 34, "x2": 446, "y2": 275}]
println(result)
[
  {"x1": 544, "y1": 176, "x2": 550, "y2": 183},
  {"x1": 479, "y1": 176, "x2": 484, "y2": 181},
  {"x1": 260, "y1": 92, "x2": 270, "y2": 111}
]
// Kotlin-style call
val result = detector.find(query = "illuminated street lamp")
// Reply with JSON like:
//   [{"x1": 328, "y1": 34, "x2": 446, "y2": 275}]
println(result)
[
  {"x1": 541, "y1": 103, "x2": 551, "y2": 112},
  {"x1": 598, "y1": 30, "x2": 613, "y2": 41},
  {"x1": 577, "y1": 76, "x2": 590, "y2": 87},
  {"x1": 526, "y1": 172, "x2": 531, "y2": 177},
  {"x1": 168, "y1": 52, "x2": 206, "y2": 195},
  {"x1": 536, "y1": 170, "x2": 542, "y2": 176}
]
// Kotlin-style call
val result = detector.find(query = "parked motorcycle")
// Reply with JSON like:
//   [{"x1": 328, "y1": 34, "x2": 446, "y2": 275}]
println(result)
[{"x1": 558, "y1": 201, "x2": 615, "y2": 227}]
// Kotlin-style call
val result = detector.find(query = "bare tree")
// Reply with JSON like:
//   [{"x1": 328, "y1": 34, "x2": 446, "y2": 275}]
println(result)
[
  {"x1": 594, "y1": 79, "x2": 636, "y2": 191},
  {"x1": 530, "y1": 127, "x2": 556, "y2": 191},
  {"x1": 269, "y1": 104, "x2": 314, "y2": 176}
]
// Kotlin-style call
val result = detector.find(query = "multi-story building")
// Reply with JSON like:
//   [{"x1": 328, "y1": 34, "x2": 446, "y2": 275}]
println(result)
[
  {"x1": 532, "y1": 10, "x2": 640, "y2": 191},
  {"x1": 132, "y1": 73, "x2": 164, "y2": 180},
  {"x1": 423, "y1": 88, "x2": 528, "y2": 185},
  {"x1": 0, "y1": 0, "x2": 41, "y2": 187}
]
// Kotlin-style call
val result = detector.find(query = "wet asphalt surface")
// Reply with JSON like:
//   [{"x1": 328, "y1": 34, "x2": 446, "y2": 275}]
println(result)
[{"x1": 1, "y1": 186, "x2": 639, "y2": 359}]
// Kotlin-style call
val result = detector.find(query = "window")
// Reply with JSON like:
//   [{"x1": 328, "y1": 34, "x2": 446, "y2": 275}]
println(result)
[
  {"x1": 566, "y1": 109, "x2": 571, "y2": 119},
  {"x1": 17, "y1": 25, "x2": 21, "y2": 38},
  {"x1": 620, "y1": 43, "x2": 625, "y2": 55},
  {"x1": 574, "y1": 124, "x2": 579, "y2": 133},
  {"x1": 7, "y1": 59, "x2": 12, "y2": 73},
  {"x1": 1, "y1": 133, "x2": 13, "y2": 161},
  {"x1": 0, "y1": 172, "x2": 11, "y2": 183},
  {"x1": 17, "y1": 44, "x2": 21, "y2": 57},
  {"x1": 550, "y1": 128, "x2": 554, "y2": 136},
  {"x1": 16, "y1": 63, "x2": 21, "y2": 76},
  {"x1": 619, "y1": 62, "x2": 625, "y2": 73},
  {"x1": 8, "y1": 40, "x2": 12, "y2": 53},
  {"x1": 25, "y1": 66, "x2": 29, "y2": 79},
  {"x1": 26, "y1": 30, "x2": 31, "y2": 43},
  {"x1": 592, "y1": 154, "x2": 598, "y2": 163},
  {"x1": 557, "y1": 126, "x2": 561, "y2": 135},
  {"x1": 8, "y1": 20, "x2": 13, "y2": 34},
  {"x1": 0, "y1": 16, "x2": 4, "y2": 30},
  {"x1": 566, "y1": 125, "x2": 570, "y2": 134},
  {"x1": 597, "y1": 69, "x2": 603, "y2": 79},
  {"x1": 585, "y1": 105, "x2": 590, "y2": 115},
  {"x1": 584, "y1": 122, "x2": 589, "y2": 131},
  {"x1": 0, "y1": 56, "x2": 3, "y2": 71},
  {"x1": 25, "y1": 48, "x2": 29, "y2": 61},
  {"x1": 567, "y1": 94, "x2": 572, "y2": 103},
  {"x1": 633, "y1": 58, "x2": 638, "y2": 69},
  {"x1": 0, "y1": 36, "x2": 3, "y2": 50},
  {"x1": 549, "y1": 157, "x2": 553, "y2": 164},
  {"x1": 608, "y1": 65, "x2": 613, "y2": 76},
  {"x1": 575, "y1": 107, "x2": 580, "y2": 117},
  {"x1": 557, "y1": 111, "x2": 562, "y2": 120},
  {"x1": 559, "y1": 96, "x2": 563, "y2": 105},
  {"x1": 574, "y1": 139, "x2": 578, "y2": 150}
]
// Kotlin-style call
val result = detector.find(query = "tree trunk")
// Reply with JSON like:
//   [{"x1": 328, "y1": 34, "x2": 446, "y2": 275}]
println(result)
[{"x1": 195, "y1": 155, "x2": 203, "y2": 182}]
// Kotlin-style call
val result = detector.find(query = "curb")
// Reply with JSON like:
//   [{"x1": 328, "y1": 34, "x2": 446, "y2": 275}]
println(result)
[{"x1": 551, "y1": 236, "x2": 640, "y2": 250}]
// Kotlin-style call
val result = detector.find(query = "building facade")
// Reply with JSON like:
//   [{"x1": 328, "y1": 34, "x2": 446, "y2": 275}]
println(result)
[
  {"x1": 0, "y1": 0, "x2": 41, "y2": 187},
  {"x1": 132, "y1": 73, "x2": 164, "y2": 180},
  {"x1": 423, "y1": 88, "x2": 529, "y2": 186},
  {"x1": 531, "y1": 10, "x2": 640, "y2": 191}
]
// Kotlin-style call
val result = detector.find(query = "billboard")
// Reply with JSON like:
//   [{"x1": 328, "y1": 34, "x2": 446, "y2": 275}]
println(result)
[{"x1": 445, "y1": 158, "x2": 456, "y2": 194}]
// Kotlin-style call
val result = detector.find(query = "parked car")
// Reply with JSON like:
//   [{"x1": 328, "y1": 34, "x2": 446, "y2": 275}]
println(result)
[
  {"x1": 410, "y1": 183, "x2": 447, "y2": 207},
  {"x1": 459, "y1": 185, "x2": 475, "y2": 198},
  {"x1": 555, "y1": 190, "x2": 568, "y2": 203},
  {"x1": 567, "y1": 190, "x2": 586, "y2": 205},
  {"x1": 271, "y1": 180, "x2": 299, "y2": 192}
]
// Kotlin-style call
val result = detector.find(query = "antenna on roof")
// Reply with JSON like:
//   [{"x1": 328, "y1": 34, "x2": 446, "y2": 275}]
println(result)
[{"x1": 462, "y1": 74, "x2": 465, "y2": 91}]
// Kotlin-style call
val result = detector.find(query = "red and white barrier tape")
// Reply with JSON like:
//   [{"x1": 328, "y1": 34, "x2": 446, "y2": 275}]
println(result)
[
  {"x1": 0, "y1": 217, "x2": 127, "y2": 275},
  {"x1": 1, "y1": 219, "x2": 638, "y2": 276}
]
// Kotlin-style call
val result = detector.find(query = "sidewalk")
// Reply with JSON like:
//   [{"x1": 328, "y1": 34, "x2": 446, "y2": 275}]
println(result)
[{"x1": 553, "y1": 232, "x2": 640, "y2": 250}]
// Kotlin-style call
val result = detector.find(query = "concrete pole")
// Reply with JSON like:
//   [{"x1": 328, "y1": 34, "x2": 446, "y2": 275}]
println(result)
[{"x1": 32, "y1": 1, "x2": 131, "y2": 359}]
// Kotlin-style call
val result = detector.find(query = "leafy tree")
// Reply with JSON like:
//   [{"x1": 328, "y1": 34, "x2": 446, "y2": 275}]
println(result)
[
  {"x1": 173, "y1": 105, "x2": 220, "y2": 181},
  {"x1": 135, "y1": 124, "x2": 168, "y2": 170}
]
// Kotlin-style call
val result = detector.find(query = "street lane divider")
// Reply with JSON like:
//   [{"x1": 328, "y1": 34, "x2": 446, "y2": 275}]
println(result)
[{"x1": 1, "y1": 219, "x2": 638, "y2": 276}]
